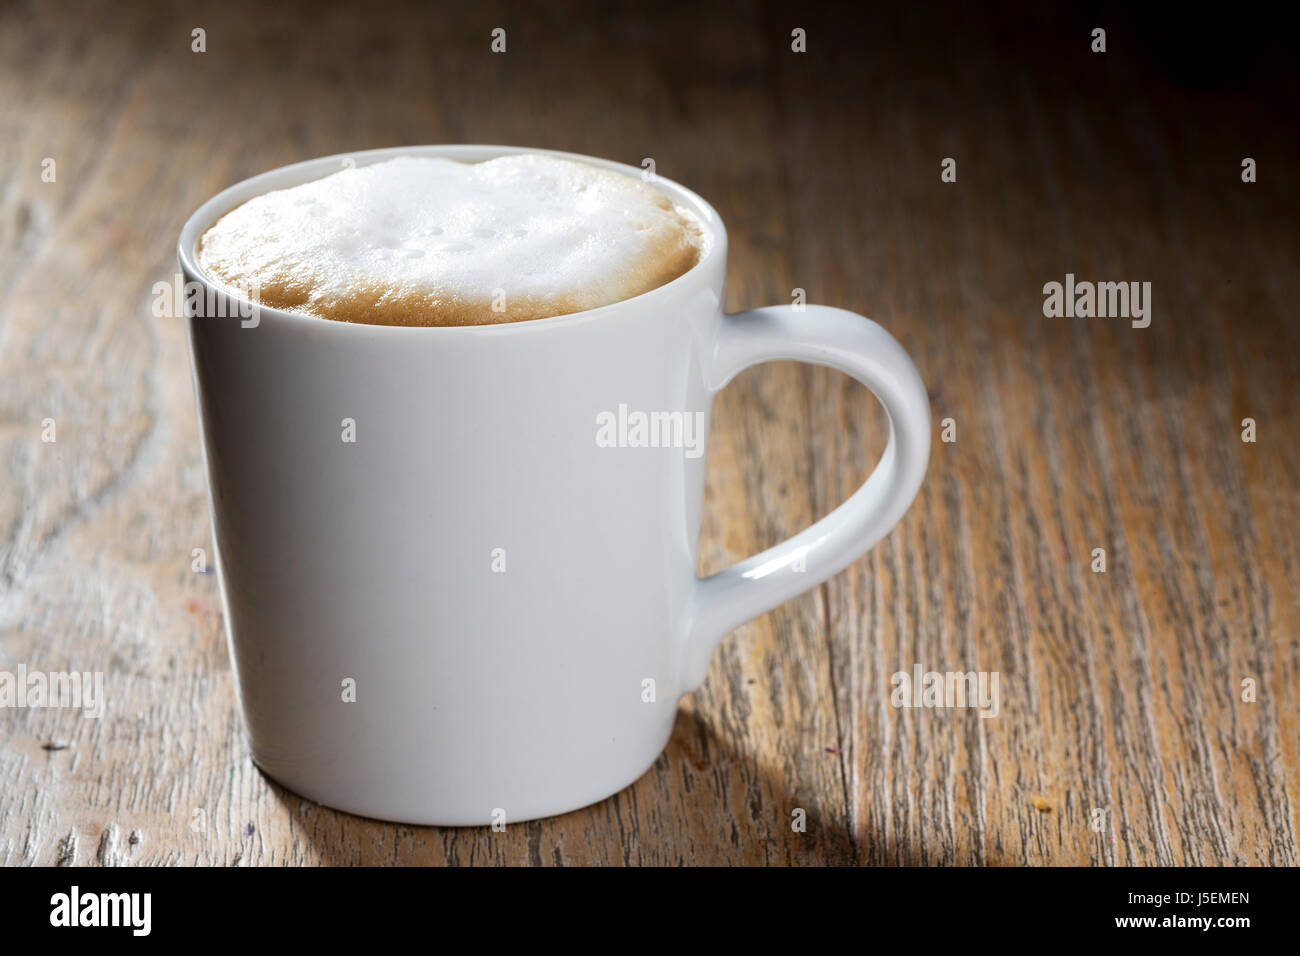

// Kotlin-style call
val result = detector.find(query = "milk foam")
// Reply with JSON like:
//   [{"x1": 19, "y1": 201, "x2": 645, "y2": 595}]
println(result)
[{"x1": 197, "y1": 155, "x2": 710, "y2": 326}]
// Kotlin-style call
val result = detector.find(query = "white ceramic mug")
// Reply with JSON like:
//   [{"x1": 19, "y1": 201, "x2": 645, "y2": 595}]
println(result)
[{"x1": 178, "y1": 145, "x2": 930, "y2": 825}]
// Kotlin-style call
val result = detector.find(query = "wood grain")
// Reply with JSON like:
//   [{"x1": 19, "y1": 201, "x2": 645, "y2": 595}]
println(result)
[{"x1": 0, "y1": 0, "x2": 1295, "y2": 865}]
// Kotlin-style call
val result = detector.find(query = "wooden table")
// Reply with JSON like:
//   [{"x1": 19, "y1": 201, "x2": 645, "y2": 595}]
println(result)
[{"x1": 2, "y1": 1, "x2": 1296, "y2": 866}]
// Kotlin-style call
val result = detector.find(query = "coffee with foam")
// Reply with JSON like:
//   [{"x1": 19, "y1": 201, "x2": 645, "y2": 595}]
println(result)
[{"x1": 197, "y1": 155, "x2": 710, "y2": 326}]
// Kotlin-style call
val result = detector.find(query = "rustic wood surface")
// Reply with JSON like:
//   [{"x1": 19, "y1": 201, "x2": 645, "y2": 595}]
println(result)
[{"x1": 1, "y1": 0, "x2": 1296, "y2": 865}]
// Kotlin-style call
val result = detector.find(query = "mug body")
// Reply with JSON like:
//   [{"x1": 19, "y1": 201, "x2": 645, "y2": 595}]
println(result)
[{"x1": 179, "y1": 146, "x2": 727, "y2": 825}]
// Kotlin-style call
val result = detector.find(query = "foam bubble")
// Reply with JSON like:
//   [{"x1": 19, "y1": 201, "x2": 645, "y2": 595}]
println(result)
[{"x1": 198, "y1": 155, "x2": 710, "y2": 326}]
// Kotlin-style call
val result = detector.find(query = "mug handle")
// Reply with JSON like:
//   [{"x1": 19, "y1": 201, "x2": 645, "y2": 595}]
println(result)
[{"x1": 680, "y1": 305, "x2": 931, "y2": 691}]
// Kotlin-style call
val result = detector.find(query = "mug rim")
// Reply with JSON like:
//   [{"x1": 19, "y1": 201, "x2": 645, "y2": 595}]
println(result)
[{"x1": 176, "y1": 144, "x2": 727, "y2": 335}]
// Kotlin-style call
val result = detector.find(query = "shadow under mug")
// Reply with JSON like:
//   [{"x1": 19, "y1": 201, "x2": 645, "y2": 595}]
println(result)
[{"x1": 178, "y1": 145, "x2": 930, "y2": 826}]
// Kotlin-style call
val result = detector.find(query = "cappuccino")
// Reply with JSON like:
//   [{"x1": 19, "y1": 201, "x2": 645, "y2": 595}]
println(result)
[{"x1": 197, "y1": 155, "x2": 709, "y2": 326}]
